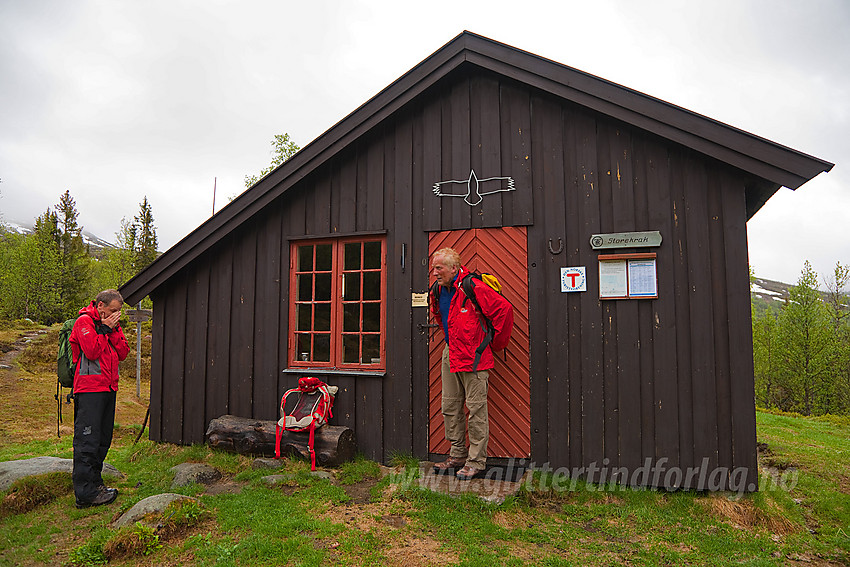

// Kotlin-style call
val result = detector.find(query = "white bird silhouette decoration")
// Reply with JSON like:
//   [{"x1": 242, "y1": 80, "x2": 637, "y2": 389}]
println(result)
[{"x1": 432, "y1": 169, "x2": 515, "y2": 206}]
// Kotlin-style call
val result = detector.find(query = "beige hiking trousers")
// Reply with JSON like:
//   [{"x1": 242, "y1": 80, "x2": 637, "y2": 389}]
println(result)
[{"x1": 440, "y1": 344, "x2": 489, "y2": 470}]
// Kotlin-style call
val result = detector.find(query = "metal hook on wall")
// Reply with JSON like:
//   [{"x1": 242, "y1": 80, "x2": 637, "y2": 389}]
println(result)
[{"x1": 548, "y1": 238, "x2": 563, "y2": 255}]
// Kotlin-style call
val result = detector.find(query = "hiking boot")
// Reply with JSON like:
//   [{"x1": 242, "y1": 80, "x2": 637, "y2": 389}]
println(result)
[
  {"x1": 433, "y1": 457, "x2": 466, "y2": 473},
  {"x1": 76, "y1": 486, "x2": 118, "y2": 509},
  {"x1": 455, "y1": 465, "x2": 485, "y2": 480}
]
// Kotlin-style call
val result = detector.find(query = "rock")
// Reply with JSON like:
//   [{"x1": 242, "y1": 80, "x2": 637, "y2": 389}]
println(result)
[
  {"x1": 252, "y1": 457, "x2": 285, "y2": 470},
  {"x1": 170, "y1": 463, "x2": 222, "y2": 487},
  {"x1": 261, "y1": 474, "x2": 296, "y2": 486},
  {"x1": 112, "y1": 493, "x2": 200, "y2": 529},
  {"x1": 0, "y1": 456, "x2": 122, "y2": 491},
  {"x1": 310, "y1": 470, "x2": 333, "y2": 480},
  {"x1": 418, "y1": 462, "x2": 530, "y2": 505}
]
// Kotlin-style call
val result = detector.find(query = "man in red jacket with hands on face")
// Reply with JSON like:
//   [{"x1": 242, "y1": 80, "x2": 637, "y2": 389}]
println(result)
[{"x1": 69, "y1": 289, "x2": 130, "y2": 508}]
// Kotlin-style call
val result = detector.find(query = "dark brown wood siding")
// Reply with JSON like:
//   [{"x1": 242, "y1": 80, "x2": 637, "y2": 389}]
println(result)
[{"x1": 148, "y1": 68, "x2": 756, "y2": 487}]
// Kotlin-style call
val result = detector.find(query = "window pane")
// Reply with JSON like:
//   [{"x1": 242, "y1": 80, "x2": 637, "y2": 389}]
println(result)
[
  {"x1": 297, "y1": 274, "x2": 312, "y2": 301},
  {"x1": 363, "y1": 335, "x2": 379, "y2": 364},
  {"x1": 342, "y1": 273, "x2": 360, "y2": 301},
  {"x1": 364, "y1": 241, "x2": 381, "y2": 269},
  {"x1": 316, "y1": 244, "x2": 332, "y2": 271},
  {"x1": 342, "y1": 335, "x2": 359, "y2": 364},
  {"x1": 314, "y1": 303, "x2": 331, "y2": 331},
  {"x1": 298, "y1": 245, "x2": 313, "y2": 271},
  {"x1": 314, "y1": 334, "x2": 331, "y2": 362},
  {"x1": 315, "y1": 273, "x2": 332, "y2": 301},
  {"x1": 295, "y1": 334, "x2": 311, "y2": 362},
  {"x1": 297, "y1": 304, "x2": 312, "y2": 331},
  {"x1": 344, "y1": 242, "x2": 361, "y2": 270},
  {"x1": 363, "y1": 303, "x2": 380, "y2": 332},
  {"x1": 343, "y1": 303, "x2": 359, "y2": 332},
  {"x1": 363, "y1": 272, "x2": 381, "y2": 300}
]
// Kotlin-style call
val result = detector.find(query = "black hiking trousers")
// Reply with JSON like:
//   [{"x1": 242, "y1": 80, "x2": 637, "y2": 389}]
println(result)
[{"x1": 73, "y1": 391, "x2": 116, "y2": 503}]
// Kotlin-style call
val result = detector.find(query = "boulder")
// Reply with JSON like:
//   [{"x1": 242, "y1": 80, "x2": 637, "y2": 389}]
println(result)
[
  {"x1": 170, "y1": 463, "x2": 222, "y2": 487},
  {"x1": 112, "y1": 493, "x2": 200, "y2": 529},
  {"x1": 0, "y1": 456, "x2": 122, "y2": 491}
]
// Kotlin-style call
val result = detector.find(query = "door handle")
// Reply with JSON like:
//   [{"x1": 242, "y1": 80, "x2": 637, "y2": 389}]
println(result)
[{"x1": 417, "y1": 323, "x2": 439, "y2": 335}]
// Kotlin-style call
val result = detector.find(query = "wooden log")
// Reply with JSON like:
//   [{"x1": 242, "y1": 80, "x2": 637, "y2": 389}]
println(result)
[{"x1": 205, "y1": 414, "x2": 356, "y2": 467}]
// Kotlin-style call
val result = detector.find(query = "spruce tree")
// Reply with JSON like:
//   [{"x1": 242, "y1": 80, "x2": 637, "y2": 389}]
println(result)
[
  {"x1": 134, "y1": 196, "x2": 158, "y2": 270},
  {"x1": 55, "y1": 190, "x2": 91, "y2": 317}
]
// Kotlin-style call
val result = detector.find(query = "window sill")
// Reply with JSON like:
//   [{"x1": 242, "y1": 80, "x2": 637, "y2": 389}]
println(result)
[{"x1": 282, "y1": 368, "x2": 386, "y2": 378}]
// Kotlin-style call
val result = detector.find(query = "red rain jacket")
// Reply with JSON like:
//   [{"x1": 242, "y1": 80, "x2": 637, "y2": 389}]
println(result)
[
  {"x1": 430, "y1": 265, "x2": 513, "y2": 373},
  {"x1": 69, "y1": 301, "x2": 130, "y2": 393}
]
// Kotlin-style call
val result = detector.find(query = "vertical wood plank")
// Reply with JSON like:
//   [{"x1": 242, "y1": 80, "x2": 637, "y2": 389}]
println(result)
[
  {"x1": 500, "y1": 82, "x2": 534, "y2": 227},
  {"x1": 562, "y1": 103, "x2": 583, "y2": 470},
  {"x1": 365, "y1": 134, "x2": 384, "y2": 231},
  {"x1": 254, "y1": 208, "x2": 282, "y2": 421},
  {"x1": 161, "y1": 275, "x2": 187, "y2": 444},
  {"x1": 609, "y1": 124, "x2": 641, "y2": 473},
  {"x1": 575, "y1": 108, "x2": 604, "y2": 475},
  {"x1": 632, "y1": 138, "x2": 657, "y2": 469},
  {"x1": 338, "y1": 150, "x2": 357, "y2": 233},
  {"x1": 357, "y1": 377, "x2": 384, "y2": 461},
  {"x1": 148, "y1": 289, "x2": 166, "y2": 441},
  {"x1": 449, "y1": 77, "x2": 471, "y2": 230},
  {"x1": 184, "y1": 263, "x2": 209, "y2": 443},
  {"x1": 230, "y1": 226, "x2": 256, "y2": 419},
  {"x1": 595, "y1": 122, "x2": 617, "y2": 470},
  {"x1": 683, "y1": 153, "x2": 719, "y2": 475},
  {"x1": 206, "y1": 239, "x2": 233, "y2": 422},
  {"x1": 511, "y1": 88, "x2": 546, "y2": 463},
  {"x1": 471, "y1": 75, "x2": 503, "y2": 228},
  {"x1": 332, "y1": 375, "x2": 357, "y2": 435},
  {"x1": 534, "y1": 94, "x2": 569, "y2": 467},
  {"x1": 641, "y1": 138, "x2": 680, "y2": 472},
  {"x1": 723, "y1": 173, "x2": 758, "y2": 487},
  {"x1": 384, "y1": 116, "x2": 414, "y2": 459},
  {"x1": 287, "y1": 185, "x2": 306, "y2": 237},
  {"x1": 422, "y1": 94, "x2": 442, "y2": 232},
  {"x1": 708, "y1": 169, "x2": 733, "y2": 474},
  {"x1": 316, "y1": 168, "x2": 334, "y2": 234},
  {"x1": 412, "y1": 106, "x2": 431, "y2": 457}
]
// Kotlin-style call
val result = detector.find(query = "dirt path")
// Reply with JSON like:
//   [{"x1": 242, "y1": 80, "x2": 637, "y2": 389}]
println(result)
[
  {"x1": 0, "y1": 329, "x2": 43, "y2": 367},
  {"x1": 0, "y1": 329, "x2": 149, "y2": 446}
]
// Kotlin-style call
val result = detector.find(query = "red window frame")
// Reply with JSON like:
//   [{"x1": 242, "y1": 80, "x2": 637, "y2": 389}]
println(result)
[{"x1": 288, "y1": 237, "x2": 386, "y2": 370}]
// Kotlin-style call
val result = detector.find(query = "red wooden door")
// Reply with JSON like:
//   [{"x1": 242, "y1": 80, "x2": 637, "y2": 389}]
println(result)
[{"x1": 428, "y1": 227, "x2": 531, "y2": 458}]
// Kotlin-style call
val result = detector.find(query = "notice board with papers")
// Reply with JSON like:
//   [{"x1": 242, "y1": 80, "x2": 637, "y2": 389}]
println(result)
[{"x1": 598, "y1": 253, "x2": 658, "y2": 299}]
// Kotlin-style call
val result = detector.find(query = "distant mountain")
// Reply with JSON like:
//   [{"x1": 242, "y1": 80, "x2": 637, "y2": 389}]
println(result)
[
  {"x1": 749, "y1": 276, "x2": 837, "y2": 318},
  {"x1": 1, "y1": 219, "x2": 117, "y2": 253},
  {"x1": 751, "y1": 277, "x2": 792, "y2": 305}
]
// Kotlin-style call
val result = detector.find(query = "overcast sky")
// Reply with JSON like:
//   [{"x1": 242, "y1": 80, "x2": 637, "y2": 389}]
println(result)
[{"x1": 0, "y1": 0, "x2": 846, "y2": 286}]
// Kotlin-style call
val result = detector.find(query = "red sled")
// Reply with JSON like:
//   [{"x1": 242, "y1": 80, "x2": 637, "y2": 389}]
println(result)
[{"x1": 275, "y1": 376, "x2": 337, "y2": 470}]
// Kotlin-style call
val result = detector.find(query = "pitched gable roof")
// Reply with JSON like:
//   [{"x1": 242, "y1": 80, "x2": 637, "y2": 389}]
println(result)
[{"x1": 121, "y1": 31, "x2": 833, "y2": 305}]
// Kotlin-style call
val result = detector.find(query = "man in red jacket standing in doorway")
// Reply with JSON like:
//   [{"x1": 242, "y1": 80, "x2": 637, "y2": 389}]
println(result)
[
  {"x1": 430, "y1": 248, "x2": 513, "y2": 480},
  {"x1": 69, "y1": 289, "x2": 130, "y2": 508}
]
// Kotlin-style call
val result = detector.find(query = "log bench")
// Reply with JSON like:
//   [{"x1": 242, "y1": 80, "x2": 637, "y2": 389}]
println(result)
[{"x1": 205, "y1": 414, "x2": 356, "y2": 467}]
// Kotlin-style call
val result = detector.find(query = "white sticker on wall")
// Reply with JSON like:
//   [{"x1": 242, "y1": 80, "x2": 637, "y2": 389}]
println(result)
[{"x1": 561, "y1": 267, "x2": 587, "y2": 293}]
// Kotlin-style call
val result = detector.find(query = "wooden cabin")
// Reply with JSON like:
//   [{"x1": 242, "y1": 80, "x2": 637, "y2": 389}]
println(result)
[{"x1": 121, "y1": 31, "x2": 832, "y2": 490}]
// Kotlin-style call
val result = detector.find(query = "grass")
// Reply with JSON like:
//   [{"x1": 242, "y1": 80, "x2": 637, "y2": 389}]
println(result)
[{"x1": 0, "y1": 320, "x2": 848, "y2": 565}]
